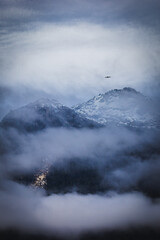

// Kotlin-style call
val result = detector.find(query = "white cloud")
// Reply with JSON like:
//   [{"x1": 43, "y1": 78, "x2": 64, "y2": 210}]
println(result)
[
  {"x1": 0, "y1": 183, "x2": 160, "y2": 235},
  {"x1": 0, "y1": 23, "x2": 160, "y2": 104}
]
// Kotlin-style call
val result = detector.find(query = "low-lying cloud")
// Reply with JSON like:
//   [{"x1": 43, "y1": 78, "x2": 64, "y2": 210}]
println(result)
[
  {"x1": 0, "y1": 126, "x2": 160, "y2": 196},
  {"x1": 0, "y1": 182, "x2": 160, "y2": 236}
]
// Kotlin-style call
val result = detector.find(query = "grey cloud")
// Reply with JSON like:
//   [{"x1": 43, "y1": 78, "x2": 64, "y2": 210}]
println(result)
[
  {"x1": 1, "y1": 125, "x2": 160, "y2": 197},
  {"x1": 0, "y1": 0, "x2": 160, "y2": 29},
  {"x1": 0, "y1": 182, "x2": 160, "y2": 235},
  {"x1": 0, "y1": 23, "x2": 160, "y2": 108}
]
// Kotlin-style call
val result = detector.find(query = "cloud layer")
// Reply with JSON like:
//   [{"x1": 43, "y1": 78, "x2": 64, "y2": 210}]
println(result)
[{"x1": 0, "y1": 182, "x2": 160, "y2": 236}]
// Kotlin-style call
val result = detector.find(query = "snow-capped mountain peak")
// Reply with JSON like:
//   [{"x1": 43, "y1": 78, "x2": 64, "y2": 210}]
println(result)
[{"x1": 73, "y1": 87, "x2": 159, "y2": 128}]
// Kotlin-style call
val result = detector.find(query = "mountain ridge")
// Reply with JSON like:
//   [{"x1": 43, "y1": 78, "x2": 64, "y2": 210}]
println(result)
[
  {"x1": 0, "y1": 97, "x2": 100, "y2": 132},
  {"x1": 1, "y1": 87, "x2": 159, "y2": 131}
]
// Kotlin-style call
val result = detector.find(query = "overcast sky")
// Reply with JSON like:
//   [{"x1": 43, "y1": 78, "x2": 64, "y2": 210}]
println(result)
[{"x1": 0, "y1": 0, "x2": 160, "y2": 108}]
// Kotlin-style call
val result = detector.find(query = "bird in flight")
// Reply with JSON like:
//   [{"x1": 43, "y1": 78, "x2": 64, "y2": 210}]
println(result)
[{"x1": 105, "y1": 76, "x2": 111, "y2": 78}]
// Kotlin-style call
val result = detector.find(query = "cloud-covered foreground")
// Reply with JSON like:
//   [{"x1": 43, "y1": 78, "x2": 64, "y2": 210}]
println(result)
[
  {"x1": 0, "y1": 126, "x2": 160, "y2": 196},
  {"x1": 0, "y1": 182, "x2": 160, "y2": 236},
  {"x1": 0, "y1": 124, "x2": 160, "y2": 236}
]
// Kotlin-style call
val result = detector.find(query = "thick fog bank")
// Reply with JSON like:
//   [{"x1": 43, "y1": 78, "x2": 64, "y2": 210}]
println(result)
[{"x1": 0, "y1": 182, "x2": 160, "y2": 236}]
